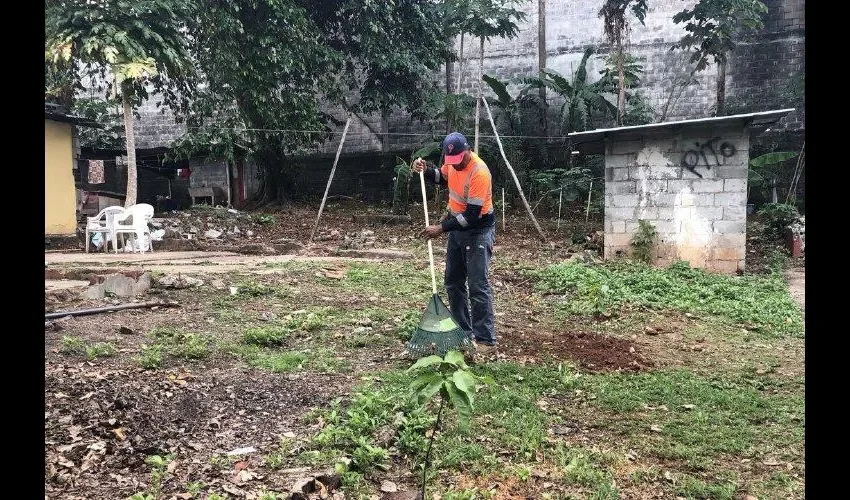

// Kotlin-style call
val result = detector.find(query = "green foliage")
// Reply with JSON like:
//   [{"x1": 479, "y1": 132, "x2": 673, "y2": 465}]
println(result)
[
  {"x1": 407, "y1": 351, "x2": 492, "y2": 426},
  {"x1": 630, "y1": 219, "x2": 657, "y2": 264},
  {"x1": 530, "y1": 167, "x2": 593, "y2": 207},
  {"x1": 86, "y1": 342, "x2": 117, "y2": 360},
  {"x1": 135, "y1": 344, "x2": 163, "y2": 370},
  {"x1": 255, "y1": 214, "x2": 277, "y2": 225},
  {"x1": 172, "y1": 0, "x2": 449, "y2": 201},
  {"x1": 129, "y1": 454, "x2": 174, "y2": 500},
  {"x1": 622, "y1": 91, "x2": 656, "y2": 125},
  {"x1": 748, "y1": 151, "x2": 800, "y2": 202},
  {"x1": 758, "y1": 203, "x2": 800, "y2": 237},
  {"x1": 243, "y1": 326, "x2": 289, "y2": 347},
  {"x1": 149, "y1": 327, "x2": 212, "y2": 360},
  {"x1": 537, "y1": 261, "x2": 804, "y2": 336},
  {"x1": 395, "y1": 310, "x2": 422, "y2": 341},
  {"x1": 521, "y1": 47, "x2": 616, "y2": 133},
  {"x1": 672, "y1": 0, "x2": 769, "y2": 70},
  {"x1": 71, "y1": 97, "x2": 125, "y2": 149},
  {"x1": 45, "y1": 0, "x2": 196, "y2": 112},
  {"x1": 59, "y1": 336, "x2": 86, "y2": 356},
  {"x1": 585, "y1": 369, "x2": 803, "y2": 467}
]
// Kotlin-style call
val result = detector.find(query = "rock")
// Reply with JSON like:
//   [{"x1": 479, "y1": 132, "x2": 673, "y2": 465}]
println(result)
[
  {"x1": 225, "y1": 446, "x2": 257, "y2": 456},
  {"x1": 380, "y1": 480, "x2": 398, "y2": 493},
  {"x1": 84, "y1": 272, "x2": 151, "y2": 299},
  {"x1": 204, "y1": 229, "x2": 223, "y2": 239},
  {"x1": 157, "y1": 275, "x2": 204, "y2": 289},
  {"x1": 211, "y1": 280, "x2": 226, "y2": 290},
  {"x1": 247, "y1": 230, "x2": 254, "y2": 237},
  {"x1": 118, "y1": 326, "x2": 137, "y2": 335}
]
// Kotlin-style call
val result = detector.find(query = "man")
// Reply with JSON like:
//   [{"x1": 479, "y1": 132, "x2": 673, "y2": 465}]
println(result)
[{"x1": 412, "y1": 132, "x2": 497, "y2": 359}]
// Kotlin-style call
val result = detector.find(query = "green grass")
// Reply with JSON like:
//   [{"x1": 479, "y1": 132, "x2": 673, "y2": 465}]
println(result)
[
  {"x1": 537, "y1": 260, "x2": 803, "y2": 337},
  {"x1": 59, "y1": 336, "x2": 116, "y2": 360},
  {"x1": 146, "y1": 327, "x2": 213, "y2": 361},
  {"x1": 230, "y1": 344, "x2": 349, "y2": 373},
  {"x1": 243, "y1": 325, "x2": 289, "y2": 346},
  {"x1": 673, "y1": 473, "x2": 737, "y2": 500},
  {"x1": 581, "y1": 369, "x2": 804, "y2": 465},
  {"x1": 135, "y1": 344, "x2": 164, "y2": 369},
  {"x1": 340, "y1": 262, "x2": 430, "y2": 301}
]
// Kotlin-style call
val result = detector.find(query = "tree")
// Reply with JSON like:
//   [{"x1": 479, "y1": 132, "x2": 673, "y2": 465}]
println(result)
[
  {"x1": 671, "y1": 0, "x2": 768, "y2": 116},
  {"x1": 462, "y1": 0, "x2": 527, "y2": 151},
  {"x1": 172, "y1": 0, "x2": 448, "y2": 205},
  {"x1": 522, "y1": 47, "x2": 616, "y2": 133},
  {"x1": 45, "y1": 0, "x2": 196, "y2": 207},
  {"x1": 598, "y1": 0, "x2": 648, "y2": 125}
]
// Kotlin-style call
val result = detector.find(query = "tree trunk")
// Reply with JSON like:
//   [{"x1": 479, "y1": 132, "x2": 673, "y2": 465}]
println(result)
[
  {"x1": 121, "y1": 80, "x2": 137, "y2": 207},
  {"x1": 617, "y1": 47, "x2": 626, "y2": 126},
  {"x1": 456, "y1": 33, "x2": 465, "y2": 95},
  {"x1": 716, "y1": 58, "x2": 727, "y2": 116},
  {"x1": 474, "y1": 36, "x2": 484, "y2": 153},
  {"x1": 538, "y1": 0, "x2": 547, "y2": 133}
]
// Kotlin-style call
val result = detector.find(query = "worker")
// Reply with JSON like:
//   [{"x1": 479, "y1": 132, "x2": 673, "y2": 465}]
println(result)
[{"x1": 412, "y1": 132, "x2": 497, "y2": 360}]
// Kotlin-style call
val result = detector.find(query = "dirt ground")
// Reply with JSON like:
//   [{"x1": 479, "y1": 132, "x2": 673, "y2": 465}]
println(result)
[{"x1": 44, "y1": 202, "x2": 804, "y2": 499}]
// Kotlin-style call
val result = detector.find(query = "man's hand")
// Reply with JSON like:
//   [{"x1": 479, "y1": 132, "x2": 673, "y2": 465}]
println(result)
[
  {"x1": 420, "y1": 224, "x2": 444, "y2": 239},
  {"x1": 411, "y1": 157, "x2": 426, "y2": 173}
]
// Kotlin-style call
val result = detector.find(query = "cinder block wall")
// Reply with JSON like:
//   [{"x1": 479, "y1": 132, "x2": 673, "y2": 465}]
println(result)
[{"x1": 603, "y1": 125, "x2": 749, "y2": 274}]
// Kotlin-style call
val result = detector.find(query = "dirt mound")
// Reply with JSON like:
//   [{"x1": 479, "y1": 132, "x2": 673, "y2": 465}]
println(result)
[{"x1": 508, "y1": 329, "x2": 653, "y2": 373}]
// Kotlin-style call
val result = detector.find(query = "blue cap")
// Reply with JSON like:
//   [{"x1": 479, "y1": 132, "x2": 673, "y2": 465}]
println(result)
[{"x1": 442, "y1": 132, "x2": 469, "y2": 165}]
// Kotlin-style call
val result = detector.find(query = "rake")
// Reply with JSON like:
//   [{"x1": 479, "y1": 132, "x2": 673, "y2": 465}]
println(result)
[{"x1": 406, "y1": 168, "x2": 472, "y2": 357}]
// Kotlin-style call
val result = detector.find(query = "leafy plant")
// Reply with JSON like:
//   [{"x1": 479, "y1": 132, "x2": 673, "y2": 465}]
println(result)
[
  {"x1": 748, "y1": 152, "x2": 800, "y2": 204},
  {"x1": 393, "y1": 142, "x2": 441, "y2": 214},
  {"x1": 408, "y1": 351, "x2": 493, "y2": 498},
  {"x1": 129, "y1": 454, "x2": 174, "y2": 500},
  {"x1": 243, "y1": 326, "x2": 289, "y2": 346},
  {"x1": 630, "y1": 219, "x2": 657, "y2": 264},
  {"x1": 60, "y1": 336, "x2": 86, "y2": 355},
  {"x1": 135, "y1": 344, "x2": 163, "y2": 370},
  {"x1": 255, "y1": 214, "x2": 277, "y2": 225},
  {"x1": 530, "y1": 167, "x2": 593, "y2": 212},
  {"x1": 86, "y1": 342, "x2": 116, "y2": 360},
  {"x1": 521, "y1": 47, "x2": 616, "y2": 133},
  {"x1": 759, "y1": 203, "x2": 800, "y2": 238}
]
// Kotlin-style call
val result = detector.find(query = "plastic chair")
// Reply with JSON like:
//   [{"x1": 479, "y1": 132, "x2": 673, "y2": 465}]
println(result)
[
  {"x1": 85, "y1": 206, "x2": 125, "y2": 253},
  {"x1": 114, "y1": 203, "x2": 155, "y2": 253}
]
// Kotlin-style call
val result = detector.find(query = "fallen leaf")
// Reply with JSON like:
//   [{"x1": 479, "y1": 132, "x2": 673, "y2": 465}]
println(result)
[
  {"x1": 235, "y1": 461, "x2": 249, "y2": 471},
  {"x1": 650, "y1": 425, "x2": 663, "y2": 433},
  {"x1": 682, "y1": 404, "x2": 695, "y2": 410},
  {"x1": 743, "y1": 495, "x2": 758, "y2": 500},
  {"x1": 226, "y1": 446, "x2": 257, "y2": 456},
  {"x1": 80, "y1": 392, "x2": 95, "y2": 400},
  {"x1": 762, "y1": 459, "x2": 782, "y2": 466},
  {"x1": 167, "y1": 460, "x2": 178, "y2": 474},
  {"x1": 282, "y1": 431, "x2": 296, "y2": 438},
  {"x1": 112, "y1": 428, "x2": 126, "y2": 440}
]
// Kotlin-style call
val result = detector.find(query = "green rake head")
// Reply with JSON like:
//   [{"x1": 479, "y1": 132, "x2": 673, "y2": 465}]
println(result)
[{"x1": 407, "y1": 293, "x2": 472, "y2": 357}]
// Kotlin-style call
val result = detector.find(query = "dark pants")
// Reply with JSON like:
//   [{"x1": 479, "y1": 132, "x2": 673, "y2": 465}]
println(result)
[{"x1": 445, "y1": 225, "x2": 496, "y2": 345}]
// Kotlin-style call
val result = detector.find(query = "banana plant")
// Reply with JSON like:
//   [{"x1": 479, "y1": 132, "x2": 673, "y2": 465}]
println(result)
[
  {"x1": 393, "y1": 142, "x2": 442, "y2": 214},
  {"x1": 521, "y1": 47, "x2": 616, "y2": 133},
  {"x1": 748, "y1": 151, "x2": 799, "y2": 203}
]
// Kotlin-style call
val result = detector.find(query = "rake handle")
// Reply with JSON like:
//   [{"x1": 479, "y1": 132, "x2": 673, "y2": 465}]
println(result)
[{"x1": 419, "y1": 166, "x2": 439, "y2": 295}]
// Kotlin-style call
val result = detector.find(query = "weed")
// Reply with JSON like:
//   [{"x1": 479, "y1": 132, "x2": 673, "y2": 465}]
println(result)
[
  {"x1": 674, "y1": 473, "x2": 737, "y2": 500},
  {"x1": 255, "y1": 213, "x2": 277, "y2": 225},
  {"x1": 243, "y1": 326, "x2": 289, "y2": 346},
  {"x1": 59, "y1": 336, "x2": 86, "y2": 355},
  {"x1": 135, "y1": 344, "x2": 163, "y2": 370},
  {"x1": 537, "y1": 260, "x2": 803, "y2": 336},
  {"x1": 630, "y1": 219, "x2": 657, "y2": 264},
  {"x1": 395, "y1": 309, "x2": 421, "y2": 341},
  {"x1": 129, "y1": 454, "x2": 173, "y2": 500},
  {"x1": 85, "y1": 342, "x2": 116, "y2": 360}
]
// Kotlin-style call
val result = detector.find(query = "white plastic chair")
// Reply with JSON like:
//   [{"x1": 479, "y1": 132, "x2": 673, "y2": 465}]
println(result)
[
  {"x1": 114, "y1": 203, "x2": 155, "y2": 253},
  {"x1": 85, "y1": 206, "x2": 125, "y2": 253}
]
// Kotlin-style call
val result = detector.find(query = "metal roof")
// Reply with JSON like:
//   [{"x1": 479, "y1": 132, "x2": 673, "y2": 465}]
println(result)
[
  {"x1": 45, "y1": 102, "x2": 102, "y2": 128},
  {"x1": 568, "y1": 109, "x2": 795, "y2": 153}
]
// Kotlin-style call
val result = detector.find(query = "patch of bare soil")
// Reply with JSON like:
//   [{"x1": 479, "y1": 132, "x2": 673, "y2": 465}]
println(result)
[{"x1": 45, "y1": 363, "x2": 351, "y2": 499}]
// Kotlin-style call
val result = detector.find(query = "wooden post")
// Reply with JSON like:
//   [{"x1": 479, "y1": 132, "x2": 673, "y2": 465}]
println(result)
[
  {"x1": 557, "y1": 188, "x2": 563, "y2": 231},
  {"x1": 309, "y1": 116, "x2": 352, "y2": 244},
  {"x1": 482, "y1": 97, "x2": 547, "y2": 242},
  {"x1": 474, "y1": 36, "x2": 484, "y2": 153},
  {"x1": 502, "y1": 186, "x2": 506, "y2": 231},
  {"x1": 585, "y1": 180, "x2": 593, "y2": 224}
]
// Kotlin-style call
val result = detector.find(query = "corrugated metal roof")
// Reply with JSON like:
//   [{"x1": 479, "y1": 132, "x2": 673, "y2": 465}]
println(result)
[{"x1": 568, "y1": 109, "x2": 795, "y2": 153}]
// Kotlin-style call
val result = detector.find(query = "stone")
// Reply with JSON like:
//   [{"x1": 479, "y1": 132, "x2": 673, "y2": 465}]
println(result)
[
  {"x1": 204, "y1": 229, "x2": 223, "y2": 239},
  {"x1": 157, "y1": 275, "x2": 204, "y2": 289},
  {"x1": 84, "y1": 272, "x2": 151, "y2": 299}
]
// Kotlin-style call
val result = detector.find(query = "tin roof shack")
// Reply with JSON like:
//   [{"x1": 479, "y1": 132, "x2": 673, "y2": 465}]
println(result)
[{"x1": 569, "y1": 109, "x2": 794, "y2": 274}]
